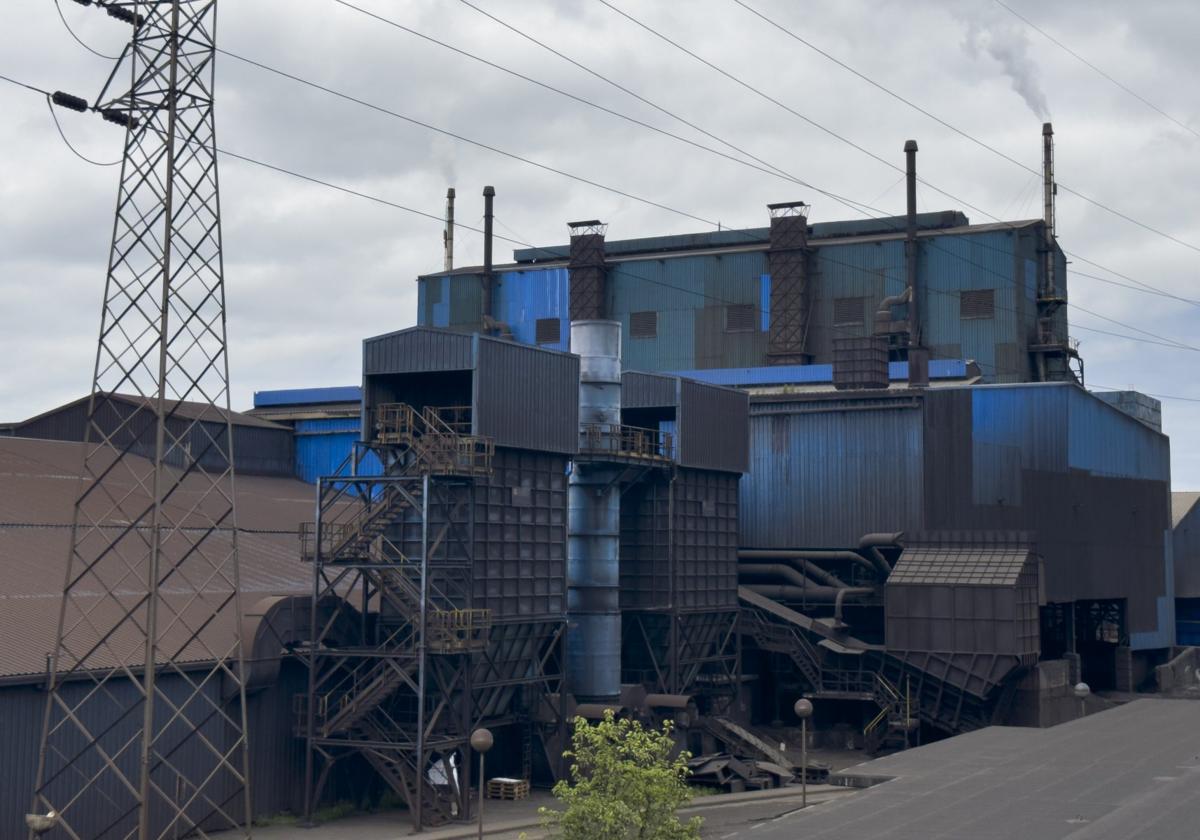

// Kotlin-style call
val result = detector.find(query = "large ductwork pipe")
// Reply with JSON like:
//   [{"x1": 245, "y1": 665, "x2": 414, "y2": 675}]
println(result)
[
  {"x1": 742, "y1": 584, "x2": 874, "y2": 624},
  {"x1": 739, "y1": 548, "x2": 890, "y2": 580},
  {"x1": 859, "y1": 532, "x2": 903, "y2": 574},
  {"x1": 480, "y1": 186, "x2": 494, "y2": 328},
  {"x1": 567, "y1": 320, "x2": 623, "y2": 702},
  {"x1": 738, "y1": 563, "x2": 834, "y2": 592}
]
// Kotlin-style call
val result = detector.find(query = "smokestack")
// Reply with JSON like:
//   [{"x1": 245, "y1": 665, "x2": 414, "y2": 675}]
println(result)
[
  {"x1": 765, "y1": 201, "x2": 811, "y2": 365},
  {"x1": 482, "y1": 186, "x2": 495, "y2": 328},
  {"x1": 567, "y1": 220, "x2": 608, "y2": 328},
  {"x1": 1043, "y1": 122, "x2": 1055, "y2": 298},
  {"x1": 443, "y1": 187, "x2": 455, "y2": 273},
  {"x1": 904, "y1": 140, "x2": 928, "y2": 388}
]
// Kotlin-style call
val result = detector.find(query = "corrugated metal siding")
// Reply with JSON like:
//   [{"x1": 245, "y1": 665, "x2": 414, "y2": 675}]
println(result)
[
  {"x1": 362, "y1": 328, "x2": 475, "y2": 375},
  {"x1": 293, "y1": 418, "x2": 378, "y2": 483},
  {"x1": 474, "y1": 338, "x2": 579, "y2": 454},
  {"x1": 495, "y1": 267, "x2": 569, "y2": 351},
  {"x1": 678, "y1": 379, "x2": 748, "y2": 473},
  {"x1": 740, "y1": 396, "x2": 924, "y2": 547},
  {"x1": 608, "y1": 251, "x2": 767, "y2": 371},
  {"x1": 1067, "y1": 386, "x2": 1171, "y2": 481},
  {"x1": 1175, "y1": 500, "x2": 1200, "y2": 599},
  {"x1": 622, "y1": 371, "x2": 678, "y2": 409},
  {"x1": 969, "y1": 385, "x2": 1068, "y2": 506}
]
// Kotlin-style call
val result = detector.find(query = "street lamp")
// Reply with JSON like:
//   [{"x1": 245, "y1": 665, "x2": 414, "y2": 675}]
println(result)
[
  {"x1": 794, "y1": 698, "x2": 813, "y2": 809},
  {"x1": 1073, "y1": 682, "x2": 1090, "y2": 719},
  {"x1": 470, "y1": 728, "x2": 494, "y2": 840}
]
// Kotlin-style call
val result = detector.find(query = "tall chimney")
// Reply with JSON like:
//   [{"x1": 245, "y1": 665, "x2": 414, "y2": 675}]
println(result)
[
  {"x1": 904, "y1": 140, "x2": 928, "y2": 388},
  {"x1": 567, "y1": 220, "x2": 608, "y2": 328},
  {"x1": 482, "y1": 186, "x2": 495, "y2": 328},
  {"x1": 1043, "y1": 122, "x2": 1056, "y2": 298},
  {"x1": 765, "y1": 201, "x2": 811, "y2": 365},
  {"x1": 443, "y1": 187, "x2": 455, "y2": 273}
]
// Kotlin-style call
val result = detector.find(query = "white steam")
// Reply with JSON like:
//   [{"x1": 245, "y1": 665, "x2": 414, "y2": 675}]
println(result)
[{"x1": 964, "y1": 13, "x2": 1051, "y2": 120}]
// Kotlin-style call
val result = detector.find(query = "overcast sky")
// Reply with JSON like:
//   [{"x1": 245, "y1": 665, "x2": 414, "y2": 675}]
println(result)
[{"x1": 1, "y1": 0, "x2": 1197, "y2": 484}]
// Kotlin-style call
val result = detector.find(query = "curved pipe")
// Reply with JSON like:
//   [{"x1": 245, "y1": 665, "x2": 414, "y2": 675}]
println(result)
[
  {"x1": 740, "y1": 548, "x2": 889, "y2": 580},
  {"x1": 742, "y1": 584, "x2": 875, "y2": 623},
  {"x1": 858, "y1": 532, "x2": 905, "y2": 574}
]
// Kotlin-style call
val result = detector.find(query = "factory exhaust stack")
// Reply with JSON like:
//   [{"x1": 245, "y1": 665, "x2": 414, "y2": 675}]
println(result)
[
  {"x1": 567, "y1": 319, "x2": 623, "y2": 702},
  {"x1": 904, "y1": 140, "x2": 928, "y2": 388},
  {"x1": 567, "y1": 220, "x2": 608, "y2": 326},
  {"x1": 1043, "y1": 123, "x2": 1056, "y2": 299},
  {"x1": 443, "y1": 187, "x2": 455, "y2": 273},
  {"x1": 482, "y1": 186, "x2": 495, "y2": 328}
]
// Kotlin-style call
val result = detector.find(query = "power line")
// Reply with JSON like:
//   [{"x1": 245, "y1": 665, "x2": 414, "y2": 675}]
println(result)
[
  {"x1": 992, "y1": 0, "x2": 1200, "y2": 142},
  {"x1": 454, "y1": 0, "x2": 794, "y2": 182},
  {"x1": 333, "y1": 0, "x2": 1194, "y2": 314},
  {"x1": 45, "y1": 96, "x2": 120, "y2": 166},
  {"x1": 728, "y1": 0, "x2": 1200, "y2": 256},
  {"x1": 51, "y1": 0, "x2": 120, "y2": 60},
  {"x1": 0, "y1": 72, "x2": 51, "y2": 96},
  {"x1": 213, "y1": 49, "x2": 1198, "y2": 357}
]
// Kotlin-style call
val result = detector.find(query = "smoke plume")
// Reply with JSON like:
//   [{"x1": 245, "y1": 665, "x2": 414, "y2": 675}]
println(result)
[{"x1": 964, "y1": 14, "x2": 1051, "y2": 120}]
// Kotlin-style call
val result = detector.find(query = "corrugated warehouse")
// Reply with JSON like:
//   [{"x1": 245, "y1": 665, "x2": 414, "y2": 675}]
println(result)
[
  {"x1": 417, "y1": 212, "x2": 1066, "y2": 383},
  {"x1": 4, "y1": 392, "x2": 294, "y2": 476},
  {"x1": 0, "y1": 436, "x2": 346, "y2": 833},
  {"x1": 739, "y1": 382, "x2": 1173, "y2": 649}
]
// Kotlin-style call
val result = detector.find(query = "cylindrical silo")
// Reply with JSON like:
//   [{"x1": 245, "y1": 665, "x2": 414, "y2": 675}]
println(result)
[{"x1": 567, "y1": 320, "x2": 622, "y2": 702}]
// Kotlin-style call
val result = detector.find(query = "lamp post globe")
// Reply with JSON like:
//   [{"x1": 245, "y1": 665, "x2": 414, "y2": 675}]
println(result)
[
  {"x1": 470, "y1": 728, "x2": 494, "y2": 754},
  {"x1": 794, "y1": 698, "x2": 813, "y2": 720},
  {"x1": 793, "y1": 698, "x2": 814, "y2": 809},
  {"x1": 1073, "y1": 682, "x2": 1090, "y2": 718}
]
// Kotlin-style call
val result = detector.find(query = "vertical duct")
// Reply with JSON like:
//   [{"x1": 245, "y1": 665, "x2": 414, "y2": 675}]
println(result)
[
  {"x1": 765, "y1": 201, "x2": 811, "y2": 365},
  {"x1": 482, "y1": 186, "x2": 495, "y2": 330},
  {"x1": 568, "y1": 220, "x2": 608, "y2": 325},
  {"x1": 567, "y1": 320, "x2": 622, "y2": 702},
  {"x1": 443, "y1": 187, "x2": 455, "y2": 273},
  {"x1": 904, "y1": 140, "x2": 929, "y2": 388}
]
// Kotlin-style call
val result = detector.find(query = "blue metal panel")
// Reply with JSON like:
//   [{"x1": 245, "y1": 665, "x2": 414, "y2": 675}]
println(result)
[
  {"x1": 253, "y1": 386, "x2": 361, "y2": 408},
  {"x1": 741, "y1": 399, "x2": 924, "y2": 548},
  {"x1": 969, "y1": 385, "x2": 1069, "y2": 506},
  {"x1": 759, "y1": 273, "x2": 770, "y2": 332},
  {"x1": 1066, "y1": 386, "x2": 1171, "y2": 481},
  {"x1": 494, "y1": 267, "x2": 569, "y2": 350},
  {"x1": 293, "y1": 418, "x2": 381, "y2": 483},
  {"x1": 669, "y1": 359, "x2": 967, "y2": 387}
]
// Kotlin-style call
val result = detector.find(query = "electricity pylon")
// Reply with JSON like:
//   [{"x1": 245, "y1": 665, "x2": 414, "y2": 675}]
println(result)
[{"x1": 30, "y1": 2, "x2": 251, "y2": 838}]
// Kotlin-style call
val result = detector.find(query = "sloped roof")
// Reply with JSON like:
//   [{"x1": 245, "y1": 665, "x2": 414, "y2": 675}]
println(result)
[
  {"x1": 1173, "y1": 491, "x2": 1200, "y2": 528},
  {"x1": 0, "y1": 437, "x2": 313, "y2": 679},
  {"x1": 12, "y1": 392, "x2": 287, "y2": 432},
  {"x1": 889, "y1": 547, "x2": 1033, "y2": 587}
]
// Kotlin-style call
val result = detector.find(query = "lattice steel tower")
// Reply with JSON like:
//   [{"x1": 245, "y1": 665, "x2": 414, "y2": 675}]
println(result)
[{"x1": 30, "y1": 2, "x2": 251, "y2": 838}]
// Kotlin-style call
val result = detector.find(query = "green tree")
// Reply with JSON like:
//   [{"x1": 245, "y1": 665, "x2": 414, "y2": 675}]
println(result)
[{"x1": 540, "y1": 711, "x2": 702, "y2": 840}]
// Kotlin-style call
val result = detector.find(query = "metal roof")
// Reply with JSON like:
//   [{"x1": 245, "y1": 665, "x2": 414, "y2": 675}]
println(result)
[
  {"x1": 252, "y1": 386, "x2": 363, "y2": 407},
  {"x1": 888, "y1": 546, "x2": 1032, "y2": 586},
  {"x1": 757, "y1": 699, "x2": 1200, "y2": 840},
  {"x1": 1173, "y1": 491, "x2": 1200, "y2": 528},
  {"x1": 12, "y1": 392, "x2": 287, "y2": 432},
  {"x1": 0, "y1": 437, "x2": 314, "y2": 679}
]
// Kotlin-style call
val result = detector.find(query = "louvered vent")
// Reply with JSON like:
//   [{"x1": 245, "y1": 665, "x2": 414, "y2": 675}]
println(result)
[
  {"x1": 960, "y1": 289, "x2": 995, "y2": 320},
  {"x1": 630, "y1": 310, "x2": 658, "y2": 338},
  {"x1": 724, "y1": 303, "x2": 757, "y2": 333},
  {"x1": 535, "y1": 317, "x2": 561, "y2": 345},
  {"x1": 833, "y1": 296, "x2": 865, "y2": 326}
]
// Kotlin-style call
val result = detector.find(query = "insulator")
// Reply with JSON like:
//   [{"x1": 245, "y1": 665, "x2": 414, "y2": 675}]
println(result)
[
  {"x1": 101, "y1": 108, "x2": 138, "y2": 128},
  {"x1": 51, "y1": 92, "x2": 90, "y2": 113},
  {"x1": 106, "y1": 6, "x2": 145, "y2": 26}
]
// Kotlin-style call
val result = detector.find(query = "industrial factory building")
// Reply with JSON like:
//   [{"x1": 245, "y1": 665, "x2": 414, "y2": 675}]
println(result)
[{"x1": 1, "y1": 139, "x2": 1188, "y2": 831}]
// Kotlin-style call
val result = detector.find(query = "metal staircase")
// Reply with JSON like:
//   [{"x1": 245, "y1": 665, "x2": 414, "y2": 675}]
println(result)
[
  {"x1": 862, "y1": 673, "x2": 919, "y2": 755},
  {"x1": 301, "y1": 402, "x2": 495, "y2": 829}
]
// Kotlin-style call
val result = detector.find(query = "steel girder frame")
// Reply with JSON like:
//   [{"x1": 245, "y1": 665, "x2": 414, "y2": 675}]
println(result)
[
  {"x1": 301, "y1": 459, "x2": 567, "y2": 829},
  {"x1": 624, "y1": 610, "x2": 739, "y2": 707},
  {"x1": 31, "y1": 3, "x2": 253, "y2": 839}
]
